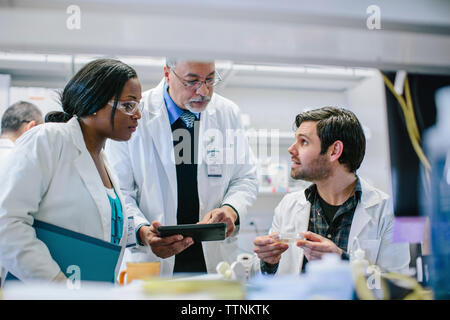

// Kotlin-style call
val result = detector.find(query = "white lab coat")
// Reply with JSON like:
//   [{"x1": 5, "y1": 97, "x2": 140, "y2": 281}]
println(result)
[
  {"x1": 0, "y1": 138, "x2": 14, "y2": 284},
  {"x1": 0, "y1": 117, "x2": 134, "y2": 284},
  {"x1": 105, "y1": 80, "x2": 258, "y2": 275},
  {"x1": 0, "y1": 138, "x2": 14, "y2": 164},
  {"x1": 256, "y1": 178, "x2": 410, "y2": 275}
]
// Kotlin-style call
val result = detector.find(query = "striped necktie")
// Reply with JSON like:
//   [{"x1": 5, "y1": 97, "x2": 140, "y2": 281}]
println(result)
[{"x1": 180, "y1": 110, "x2": 196, "y2": 128}]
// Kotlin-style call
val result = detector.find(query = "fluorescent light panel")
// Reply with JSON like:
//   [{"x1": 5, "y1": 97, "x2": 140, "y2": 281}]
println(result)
[{"x1": 0, "y1": 52, "x2": 375, "y2": 77}]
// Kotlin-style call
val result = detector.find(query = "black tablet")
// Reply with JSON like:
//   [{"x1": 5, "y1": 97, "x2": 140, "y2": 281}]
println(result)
[{"x1": 157, "y1": 223, "x2": 226, "y2": 242}]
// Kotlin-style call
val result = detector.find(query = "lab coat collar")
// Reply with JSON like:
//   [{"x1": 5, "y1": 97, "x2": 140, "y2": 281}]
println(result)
[
  {"x1": 296, "y1": 176, "x2": 384, "y2": 211},
  {"x1": 66, "y1": 116, "x2": 115, "y2": 241},
  {"x1": 358, "y1": 177, "x2": 386, "y2": 209},
  {"x1": 163, "y1": 82, "x2": 199, "y2": 124},
  {"x1": 146, "y1": 79, "x2": 167, "y2": 115},
  {"x1": 0, "y1": 138, "x2": 14, "y2": 149},
  {"x1": 66, "y1": 116, "x2": 86, "y2": 153},
  {"x1": 294, "y1": 176, "x2": 385, "y2": 248},
  {"x1": 347, "y1": 178, "x2": 388, "y2": 251},
  {"x1": 144, "y1": 80, "x2": 177, "y2": 203}
]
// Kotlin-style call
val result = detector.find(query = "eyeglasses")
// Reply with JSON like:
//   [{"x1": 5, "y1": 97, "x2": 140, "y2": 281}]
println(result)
[
  {"x1": 108, "y1": 100, "x2": 143, "y2": 116},
  {"x1": 170, "y1": 69, "x2": 222, "y2": 90}
]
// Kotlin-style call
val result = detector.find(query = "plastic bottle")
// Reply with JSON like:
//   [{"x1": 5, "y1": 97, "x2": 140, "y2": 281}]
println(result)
[
  {"x1": 305, "y1": 253, "x2": 354, "y2": 299},
  {"x1": 350, "y1": 237, "x2": 369, "y2": 276},
  {"x1": 422, "y1": 85, "x2": 450, "y2": 299}
]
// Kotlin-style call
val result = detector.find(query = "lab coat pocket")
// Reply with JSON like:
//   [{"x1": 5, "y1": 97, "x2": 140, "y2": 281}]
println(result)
[{"x1": 359, "y1": 239, "x2": 381, "y2": 265}]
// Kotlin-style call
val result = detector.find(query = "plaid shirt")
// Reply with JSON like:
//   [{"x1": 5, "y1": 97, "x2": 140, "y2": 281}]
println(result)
[
  {"x1": 261, "y1": 176, "x2": 362, "y2": 275},
  {"x1": 305, "y1": 176, "x2": 362, "y2": 253}
]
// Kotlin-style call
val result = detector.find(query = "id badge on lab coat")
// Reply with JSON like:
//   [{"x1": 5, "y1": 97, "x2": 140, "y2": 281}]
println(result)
[
  {"x1": 207, "y1": 164, "x2": 222, "y2": 177},
  {"x1": 206, "y1": 146, "x2": 222, "y2": 178},
  {"x1": 126, "y1": 216, "x2": 137, "y2": 248}
]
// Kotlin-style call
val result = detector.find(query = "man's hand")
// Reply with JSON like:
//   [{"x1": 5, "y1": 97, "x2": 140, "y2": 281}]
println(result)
[
  {"x1": 199, "y1": 206, "x2": 237, "y2": 237},
  {"x1": 296, "y1": 231, "x2": 343, "y2": 261},
  {"x1": 139, "y1": 221, "x2": 194, "y2": 259},
  {"x1": 253, "y1": 234, "x2": 289, "y2": 265}
]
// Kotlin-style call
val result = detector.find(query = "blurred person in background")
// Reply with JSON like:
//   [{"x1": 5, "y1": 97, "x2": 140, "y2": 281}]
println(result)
[
  {"x1": 0, "y1": 100, "x2": 43, "y2": 286},
  {"x1": 0, "y1": 101, "x2": 43, "y2": 162}
]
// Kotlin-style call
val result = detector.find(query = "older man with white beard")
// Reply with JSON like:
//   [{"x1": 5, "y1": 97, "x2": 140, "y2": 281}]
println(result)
[{"x1": 105, "y1": 59, "x2": 258, "y2": 276}]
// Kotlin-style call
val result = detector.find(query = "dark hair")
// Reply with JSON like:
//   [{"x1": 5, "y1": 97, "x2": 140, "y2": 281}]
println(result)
[
  {"x1": 294, "y1": 106, "x2": 366, "y2": 173},
  {"x1": 1, "y1": 101, "x2": 43, "y2": 134},
  {"x1": 58, "y1": 58, "x2": 137, "y2": 125},
  {"x1": 44, "y1": 111, "x2": 71, "y2": 123}
]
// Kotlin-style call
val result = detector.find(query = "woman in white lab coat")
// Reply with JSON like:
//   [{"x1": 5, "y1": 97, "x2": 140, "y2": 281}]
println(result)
[{"x1": 0, "y1": 58, "x2": 142, "y2": 284}]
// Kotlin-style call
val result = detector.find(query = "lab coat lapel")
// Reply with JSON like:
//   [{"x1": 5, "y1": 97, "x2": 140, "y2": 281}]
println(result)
[
  {"x1": 347, "y1": 179, "x2": 380, "y2": 253},
  {"x1": 69, "y1": 118, "x2": 110, "y2": 241},
  {"x1": 347, "y1": 205, "x2": 371, "y2": 253},
  {"x1": 147, "y1": 81, "x2": 177, "y2": 200},
  {"x1": 198, "y1": 101, "x2": 220, "y2": 162},
  {"x1": 297, "y1": 202, "x2": 311, "y2": 234},
  {"x1": 292, "y1": 193, "x2": 311, "y2": 233},
  {"x1": 295, "y1": 196, "x2": 311, "y2": 272},
  {"x1": 196, "y1": 99, "x2": 220, "y2": 218}
]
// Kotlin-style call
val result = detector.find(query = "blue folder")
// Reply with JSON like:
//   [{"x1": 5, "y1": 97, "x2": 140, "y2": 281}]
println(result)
[{"x1": 6, "y1": 219, "x2": 122, "y2": 283}]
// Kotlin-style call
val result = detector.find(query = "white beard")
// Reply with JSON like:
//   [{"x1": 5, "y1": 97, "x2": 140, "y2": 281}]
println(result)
[
  {"x1": 185, "y1": 103, "x2": 207, "y2": 113},
  {"x1": 184, "y1": 97, "x2": 211, "y2": 113}
]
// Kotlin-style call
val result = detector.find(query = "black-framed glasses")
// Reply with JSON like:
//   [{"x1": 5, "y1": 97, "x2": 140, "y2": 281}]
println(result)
[{"x1": 170, "y1": 68, "x2": 222, "y2": 90}]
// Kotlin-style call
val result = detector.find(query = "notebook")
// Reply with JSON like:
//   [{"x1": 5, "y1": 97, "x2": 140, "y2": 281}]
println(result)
[{"x1": 6, "y1": 220, "x2": 122, "y2": 283}]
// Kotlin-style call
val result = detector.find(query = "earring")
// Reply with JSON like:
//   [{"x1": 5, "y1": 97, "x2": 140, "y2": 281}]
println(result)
[{"x1": 93, "y1": 112, "x2": 97, "y2": 116}]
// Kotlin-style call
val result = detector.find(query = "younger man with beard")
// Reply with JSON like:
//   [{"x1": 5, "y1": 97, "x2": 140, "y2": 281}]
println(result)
[{"x1": 253, "y1": 107, "x2": 410, "y2": 275}]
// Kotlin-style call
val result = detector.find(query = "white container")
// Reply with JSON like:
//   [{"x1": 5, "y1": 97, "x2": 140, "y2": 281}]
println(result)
[{"x1": 305, "y1": 253, "x2": 354, "y2": 299}]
